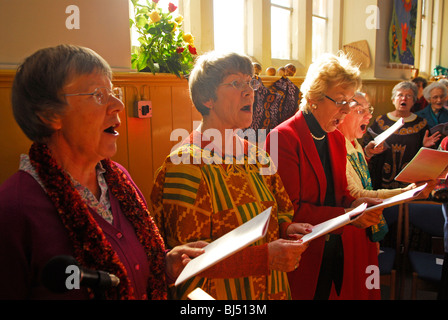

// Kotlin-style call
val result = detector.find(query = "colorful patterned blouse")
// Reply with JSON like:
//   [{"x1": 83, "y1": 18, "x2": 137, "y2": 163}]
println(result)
[
  {"x1": 150, "y1": 130, "x2": 294, "y2": 300},
  {"x1": 365, "y1": 112, "x2": 428, "y2": 189}
]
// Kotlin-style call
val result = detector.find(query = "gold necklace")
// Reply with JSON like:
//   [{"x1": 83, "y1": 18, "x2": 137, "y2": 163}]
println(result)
[{"x1": 310, "y1": 132, "x2": 326, "y2": 141}]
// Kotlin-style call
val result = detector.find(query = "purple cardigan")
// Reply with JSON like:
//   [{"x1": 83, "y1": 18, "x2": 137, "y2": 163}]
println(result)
[{"x1": 0, "y1": 163, "x2": 151, "y2": 300}]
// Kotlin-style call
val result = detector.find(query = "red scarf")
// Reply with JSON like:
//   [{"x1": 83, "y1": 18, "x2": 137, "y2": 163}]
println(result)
[{"x1": 29, "y1": 143, "x2": 167, "y2": 300}]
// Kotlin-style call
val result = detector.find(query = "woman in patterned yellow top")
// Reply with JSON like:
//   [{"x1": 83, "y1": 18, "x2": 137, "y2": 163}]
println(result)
[{"x1": 150, "y1": 51, "x2": 311, "y2": 300}]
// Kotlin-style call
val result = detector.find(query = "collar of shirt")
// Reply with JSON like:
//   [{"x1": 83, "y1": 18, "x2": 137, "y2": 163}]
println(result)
[{"x1": 19, "y1": 154, "x2": 113, "y2": 223}]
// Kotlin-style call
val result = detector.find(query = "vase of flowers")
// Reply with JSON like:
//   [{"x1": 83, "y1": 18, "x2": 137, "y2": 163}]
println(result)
[{"x1": 130, "y1": 0, "x2": 197, "y2": 77}]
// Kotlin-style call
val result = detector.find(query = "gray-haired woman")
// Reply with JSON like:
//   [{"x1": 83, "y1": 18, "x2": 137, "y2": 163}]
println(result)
[
  {"x1": 364, "y1": 81, "x2": 441, "y2": 190},
  {"x1": 415, "y1": 81, "x2": 448, "y2": 134},
  {"x1": 0, "y1": 44, "x2": 206, "y2": 300}
]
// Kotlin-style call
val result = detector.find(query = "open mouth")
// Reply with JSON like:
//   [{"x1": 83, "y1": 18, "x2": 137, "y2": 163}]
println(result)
[
  {"x1": 104, "y1": 124, "x2": 120, "y2": 135},
  {"x1": 241, "y1": 105, "x2": 252, "y2": 112}
]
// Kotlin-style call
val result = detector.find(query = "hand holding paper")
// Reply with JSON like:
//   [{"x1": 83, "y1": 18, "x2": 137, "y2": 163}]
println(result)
[
  {"x1": 300, "y1": 203, "x2": 367, "y2": 243},
  {"x1": 374, "y1": 117, "x2": 404, "y2": 146},
  {"x1": 299, "y1": 184, "x2": 427, "y2": 244}
]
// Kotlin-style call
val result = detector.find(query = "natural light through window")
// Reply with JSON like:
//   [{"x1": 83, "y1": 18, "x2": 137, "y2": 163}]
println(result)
[
  {"x1": 271, "y1": 0, "x2": 293, "y2": 60},
  {"x1": 312, "y1": 0, "x2": 328, "y2": 61},
  {"x1": 130, "y1": 0, "x2": 179, "y2": 47},
  {"x1": 213, "y1": 0, "x2": 245, "y2": 54}
]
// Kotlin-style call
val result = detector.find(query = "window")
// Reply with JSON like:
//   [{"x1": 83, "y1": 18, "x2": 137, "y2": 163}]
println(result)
[
  {"x1": 213, "y1": 0, "x2": 246, "y2": 54},
  {"x1": 271, "y1": 0, "x2": 293, "y2": 60},
  {"x1": 312, "y1": 0, "x2": 329, "y2": 61},
  {"x1": 130, "y1": 0, "x2": 179, "y2": 47},
  {"x1": 417, "y1": 0, "x2": 443, "y2": 77}
]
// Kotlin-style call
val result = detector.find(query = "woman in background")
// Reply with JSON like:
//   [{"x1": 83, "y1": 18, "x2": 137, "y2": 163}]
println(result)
[
  {"x1": 364, "y1": 81, "x2": 441, "y2": 190},
  {"x1": 265, "y1": 53, "x2": 384, "y2": 300}
]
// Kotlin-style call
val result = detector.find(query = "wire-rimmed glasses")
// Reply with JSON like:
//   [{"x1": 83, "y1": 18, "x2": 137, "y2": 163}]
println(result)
[
  {"x1": 221, "y1": 79, "x2": 261, "y2": 91},
  {"x1": 65, "y1": 87, "x2": 123, "y2": 105}
]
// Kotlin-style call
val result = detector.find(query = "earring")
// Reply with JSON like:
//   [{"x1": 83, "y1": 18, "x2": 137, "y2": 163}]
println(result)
[{"x1": 311, "y1": 104, "x2": 318, "y2": 110}]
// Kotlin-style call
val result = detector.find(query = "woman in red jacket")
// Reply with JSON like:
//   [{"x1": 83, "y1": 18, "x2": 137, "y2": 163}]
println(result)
[{"x1": 265, "y1": 53, "x2": 383, "y2": 300}]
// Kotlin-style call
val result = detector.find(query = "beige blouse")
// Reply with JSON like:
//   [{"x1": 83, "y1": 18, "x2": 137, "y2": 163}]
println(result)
[{"x1": 345, "y1": 138, "x2": 404, "y2": 199}]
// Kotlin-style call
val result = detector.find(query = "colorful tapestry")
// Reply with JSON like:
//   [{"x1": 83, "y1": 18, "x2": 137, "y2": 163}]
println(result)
[
  {"x1": 246, "y1": 76, "x2": 300, "y2": 142},
  {"x1": 389, "y1": 0, "x2": 418, "y2": 65}
]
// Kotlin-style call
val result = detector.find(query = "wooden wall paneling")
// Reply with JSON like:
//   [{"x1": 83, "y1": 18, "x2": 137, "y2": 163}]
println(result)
[
  {"x1": 150, "y1": 84, "x2": 174, "y2": 182},
  {"x1": 0, "y1": 71, "x2": 32, "y2": 184},
  {"x1": 124, "y1": 84, "x2": 155, "y2": 202}
]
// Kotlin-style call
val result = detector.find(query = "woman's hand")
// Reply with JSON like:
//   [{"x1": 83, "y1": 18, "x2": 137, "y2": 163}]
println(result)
[
  {"x1": 364, "y1": 141, "x2": 385, "y2": 158},
  {"x1": 413, "y1": 180, "x2": 438, "y2": 199},
  {"x1": 286, "y1": 222, "x2": 313, "y2": 241},
  {"x1": 165, "y1": 241, "x2": 208, "y2": 280},
  {"x1": 267, "y1": 239, "x2": 309, "y2": 273},
  {"x1": 423, "y1": 130, "x2": 441, "y2": 148},
  {"x1": 350, "y1": 197, "x2": 383, "y2": 229}
]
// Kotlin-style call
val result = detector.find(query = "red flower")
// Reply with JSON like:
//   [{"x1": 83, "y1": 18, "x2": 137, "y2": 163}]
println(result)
[
  {"x1": 188, "y1": 45, "x2": 197, "y2": 55},
  {"x1": 152, "y1": 0, "x2": 160, "y2": 3},
  {"x1": 176, "y1": 47, "x2": 185, "y2": 53},
  {"x1": 168, "y1": 3, "x2": 177, "y2": 12}
]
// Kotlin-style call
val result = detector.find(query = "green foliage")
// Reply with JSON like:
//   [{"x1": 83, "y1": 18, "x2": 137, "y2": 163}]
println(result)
[{"x1": 130, "y1": 0, "x2": 197, "y2": 77}]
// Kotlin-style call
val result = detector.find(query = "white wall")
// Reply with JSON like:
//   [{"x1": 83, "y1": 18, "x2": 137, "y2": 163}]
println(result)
[{"x1": 0, "y1": 0, "x2": 132, "y2": 71}]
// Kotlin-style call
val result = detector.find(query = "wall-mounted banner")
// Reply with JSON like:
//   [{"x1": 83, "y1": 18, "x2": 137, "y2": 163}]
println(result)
[{"x1": 389, "y1": 0, "x2": 418, "y2": 65}]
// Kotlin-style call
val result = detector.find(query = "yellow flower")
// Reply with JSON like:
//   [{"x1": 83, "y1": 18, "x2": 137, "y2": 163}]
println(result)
[
  {"x1": 170, "y1": 21, "x2": 178, "y2": 32},
  {"x1": 183, "y1": 33, "x2": 194, "y2": 45},
  {"x1": 149, "y1": 10, "x2": 161, "y2": 23},
  {"x1": 175, "y1": 15, "x2": 183, "y2": 24}
]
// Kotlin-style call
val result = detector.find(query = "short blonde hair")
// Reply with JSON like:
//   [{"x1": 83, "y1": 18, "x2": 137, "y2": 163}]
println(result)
[{"x1": 300, "y1": 52, "x2": 361, "y2": 112}]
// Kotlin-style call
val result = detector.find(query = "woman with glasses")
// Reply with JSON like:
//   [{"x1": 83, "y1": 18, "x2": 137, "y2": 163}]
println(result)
[
  {"x1": 151, "y1": 51, "x2": 310, "y2": 300},
  {"x1": 337, "y1": 92, "x2": 420, "y2": 299},
  {"x1": 415, "y1": 82, "x2": 448, "y2": 146},
  {"x1": 0, "y1": 45, "x2": 207, "y2": 300},
  {"x1": 364, "y1": 81, "x2": 441, "y2": 191},
  {"x1": 265, "y1": 53, "x2": 384, "y2": 300}
]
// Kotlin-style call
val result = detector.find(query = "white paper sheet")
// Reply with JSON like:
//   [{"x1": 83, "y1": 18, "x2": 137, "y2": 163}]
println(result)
[
  {"x1": 175, "y1": 207, "x2": 272, "y2": 286},
  {"x1": 364, "y1": 183, "x2": 427, "y2": 212},
  {"x1": 300, "y1": 203, "x2": 367, "y2": 243},
  {"x1": 300, "y1": 184, "x2": 427, "y2": 244},
  {"x1": 374, "y1": 117, "x2": 404, "y2": 146},
  {"x1": 187, "y1": 288, "x2": 215, "y2": 300}
]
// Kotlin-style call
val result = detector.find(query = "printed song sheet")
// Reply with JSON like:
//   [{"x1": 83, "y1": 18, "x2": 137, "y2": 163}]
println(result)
[{"x1": 175, "y1": 207, "x2": 272, "y2": 286}]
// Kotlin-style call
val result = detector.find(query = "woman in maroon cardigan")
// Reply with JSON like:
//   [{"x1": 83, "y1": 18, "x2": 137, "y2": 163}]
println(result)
[
  {"x1": 0, "y1": 45, "x2": 205, "y2": 300},
  {"x1": 265, "y1": 53, "x2": 383, "y2": 300}
]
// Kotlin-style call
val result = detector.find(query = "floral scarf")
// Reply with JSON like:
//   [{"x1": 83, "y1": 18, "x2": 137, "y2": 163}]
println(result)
[{"x1": 29, "y1": 143, "x2": 167, "y2": 300}]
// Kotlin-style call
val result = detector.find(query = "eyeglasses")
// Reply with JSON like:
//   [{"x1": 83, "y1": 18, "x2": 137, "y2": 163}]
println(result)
[
  {"x1": 65, "y1": 87, "x2": 123, "y2": 105},
  {"x1": 354, "y1": 104, "x2": 374, "y2": 115},
  {"x1": 325, "y1": 95, "x2": 358, "y2": 108},
  {"x1": 221, "y1": 79, "x2": 261, "y2": 91},
  {"x1": 396, "y1": 93, "x2": 414, "y2": 100}
]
